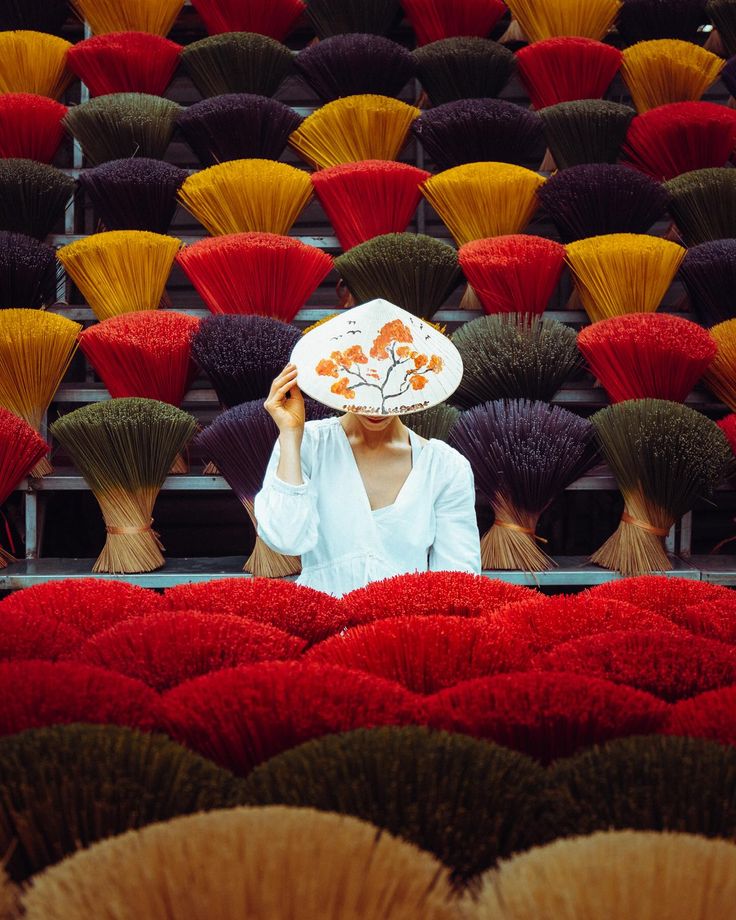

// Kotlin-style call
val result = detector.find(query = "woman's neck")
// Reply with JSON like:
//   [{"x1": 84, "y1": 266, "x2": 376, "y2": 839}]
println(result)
[{"x1": 340, "y1": 413, "x2": 408, "y2": 449}]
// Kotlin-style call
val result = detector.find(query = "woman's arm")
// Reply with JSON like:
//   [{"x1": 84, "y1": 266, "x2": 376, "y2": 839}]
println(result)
[{"x1": 429, "y1": 457, "x2": 482, "y2": 574}]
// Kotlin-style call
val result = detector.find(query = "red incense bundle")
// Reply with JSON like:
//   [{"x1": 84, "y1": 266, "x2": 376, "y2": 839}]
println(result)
[
  {"x1": 516, "y1": 38, "x2": 622, "y2": 110},
  {"x1": 0, "y1": 407, "x2": 49, "y2": 566},
  {"x1": 401, "y1": 0, "x2": 507, "y2": 45},
  {"x1": 66, "y1": 32, "x2": 183, "y2": 97},
  {"x1": 311, "y1": 160, "x2": 430, "y2": 251},
  {"x1": 191, "y1": 0, "x2": 305, "y2": 39},
  {"x1": 0, "y1": 94, "x2": 66, "y2": 163}
]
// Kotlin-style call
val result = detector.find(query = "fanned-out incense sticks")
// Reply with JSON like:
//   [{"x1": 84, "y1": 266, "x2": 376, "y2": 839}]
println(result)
[
  {"x1": 422, "y1": 163, "x2": 545, "y2": 245},
  {"x1": 591, "y1": 400, "x2": 730, "y2": 575},
  {"x1": 703, "y1": 319, "x2": 736, "y2": 411},
  {"x1": 621, "y1": 40, "x2": 723, "y2": 113},
  {"x1": 516, "y1": 38, "x2": 622, "y2": 110},
  {"x1": 539, "y1": 100, "x2": 635, "y2": 170},
  {"x1": 178, "y1": 233, "x2": 333, "y2": 321},
  {"x1": 78, "y1": 159, "x2": 188, "y2": 234},
  {"x1": 0, "y1": 232, "x2": 59, "y2": 309},
  {"x1": 70, "y1": 0, "x2": 184, "y2": 36},
  {"x1": 708, "y1": 0, "x2": 736, "y2": 56},
  {"x1": 504, "y1": 0, "x2": 622, "y2": 42},
  {"x1": 295, "y1": 35, "x2": 414, "y2": 102},
  {"x1": 0, "y1": 161, "x2": 73, "y2": 239},
  {"x1": 412, "y1": 100, "x2": 544, "y2": 171},
  {"x1": 191, "y1": 0, "x2": 305, "y2": 39},
  {"x1": 623, "y1": 102, "x2": 736, "y2": 181},
  {"x1": 402, "y1": 403, "x2": 460, "y2": 441},
  {"x1": 289, "y1": 95, "x2": 420, "y2": 169},
  {"x1": 0, "y1": 309, "x2": 80, "y2": 476},
  {"x1": 0, "y1": 408, "x2": 48, "y2": 565},
  {"x1": 566, "y1": 233, "x2": 686, "y2": 322},
  {"x1": 334, "y1": 232, "x2": 461, "y2": 319},
  {"x1": 0, "y1": 31, "x2": 72, "y2": 100},
  {"x1": 537, "y1": 164, "x2": 668, "y2": 242},
  {"x1": 665, "y1": 168, "x2": 736, "y2": 246},
  {"x1": 306, "y1": 0, "x2": 401, "y2": 37},
  {"x1": 0, "y1": 95, "x2": 67, "y2": 164},
  {"x1": 57, "y1": 231, "x2": 181, "y2": 322},
  {"x1": 458, "y1": 235, "x2": 565, "y2": 315},
  {"x1": 680, "y1": 240, "x2": 736, "y2": 326},
  {"x1": 618, "y1": 0, "x2": 707, "y2": 43},
  {"x1": 181, "y1": 33, "x2": 293, "y2": 98},
  {"x1": 401, "y1": 0, "x2": 507, "y2": 45},
  {"x1": 449, "y1": 399, "x2": 597, "y2": 571},
  {"x1": 412, "y1": 37, "x2": 514, "y2": 106},
  {"x1": 66, "y1": 32, "x2": 182, "y2": 97},
  {"x1": 719, "y1": 414, "x2": 736, "y2": 458},
  {"x1": 51, "y1": 399, "x2": 197, "y2": 574},
  {"x1": 311, "y1": 161, "x2": 430, "y2": 251},
  {"x1": 191, "y1": 315, "x2": 301, "y2": 408},
  {"x1": 451, "y1": 314, "x2": 580, "y2": 410},
  {"x1": 177, "y1": 95, "x2": 303, "y2": 166},
  {"x1": 578, "y1": 313, "x2": 717, "y2": 403},
  {"x1": 0, "y1": 0, "x2": 69, "y2": 34},
  {"x1": 63, "y1": 94, "x2": 182, "y2": 165},
  {"x1": 177, "y1": 160, "x2": 313, "y2": 236}
]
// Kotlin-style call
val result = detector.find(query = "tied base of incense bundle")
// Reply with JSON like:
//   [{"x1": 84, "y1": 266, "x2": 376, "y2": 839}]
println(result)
[{"x1": 242, "y1": 497, "x2": 300, "y2": 578}]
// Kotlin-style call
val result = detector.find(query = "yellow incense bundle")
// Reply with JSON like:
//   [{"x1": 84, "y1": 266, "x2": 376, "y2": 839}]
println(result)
[
  {"x1": 703, "y1": 319, "x2": 736, "y2": 412},
  {"x1": 71, "y1": 0, "x2": 184, "y2": 36},
  {"x1": 621, "y1": 40, "x2": 724, "y2": 113},
  {"x1": 0, "y1": 32, "x2": 72, "y2": 100},
  {"x1": 505, "y1": 0, "x2": 622, "y2": 42}
]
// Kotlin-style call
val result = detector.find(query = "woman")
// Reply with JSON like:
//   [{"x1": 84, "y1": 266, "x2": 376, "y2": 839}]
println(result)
[{"x1": 254, "y1": 358, "x2": 481, "y2": 597}]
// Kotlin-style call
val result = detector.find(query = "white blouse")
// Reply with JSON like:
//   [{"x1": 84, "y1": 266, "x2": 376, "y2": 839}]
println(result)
[{"x1": 254, "y1": 416, "x2": 482, "y2": 597}]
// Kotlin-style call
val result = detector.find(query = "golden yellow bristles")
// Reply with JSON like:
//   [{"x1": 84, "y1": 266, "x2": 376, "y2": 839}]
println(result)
[
  {"x1": 0, "y1": 309, "x2": 81, "y2": 477},
  {"x1": 505, "y1": 0, "x2": 622, "y2": 42},
  {"x1": 421, "y1": 163, "x2": 545, "y2": 246},
  {"x1": 57, "y1": 231, "x2": 181, "y2": 322},
  {"x1": 289, "y1": 95, "x2": 421, "y2": 169},
  {"x1": 0, "y1": 32, "x2": 72, "y2": 100},
  {"x1": 565, "y1": 233, "x2": 685, "y2": 323},
  {"x1": 177, "y1": 159, "x2": 314, "y2": 236},
  {"x1": 622, "y1": 40, "x2": 724, "y2": 113},
  {"x1": 22, "y1": 807, "x2": 458, "y2": 920},
  {"x1": 703, "y1": 319, "x2": 736, "y2": 412},
  {"x1": 70, "y1": 0, "x2": 184, "y2": 36}
]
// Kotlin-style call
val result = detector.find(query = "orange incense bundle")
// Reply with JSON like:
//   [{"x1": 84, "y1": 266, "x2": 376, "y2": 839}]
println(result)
[
  {"x1": 311, "y1": 160, "x2": 430, "y2": 250},
  {"x1": 0, "y1": 408, "x2": 49, "y2": 566},
  {"x1": 621, "y1": 39, "x2": 723, "y2": 113},
  {"x1": 177, "y1": 233, "x2": 333, "y2": 321},
  {"x1": 400, "y1": 0, "x2": 507, "y2": 45},
  {"x1": 516, "y1": 38, "x2": 622, "y2": 110},
  {"x1": 703, "y1": 319, "x2": 736, "y2": 413},
  {"x1": 66, "y1": 32, "x2": 183, "y2": 97},
  {"x1": 0, "y1": 94, "x2": 67, "y2": 163}
]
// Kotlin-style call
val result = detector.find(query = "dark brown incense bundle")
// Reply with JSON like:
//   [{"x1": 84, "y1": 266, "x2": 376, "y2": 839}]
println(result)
[
  {"x1": 0, "y1": 232, "x2": 59, "y2": 309},
  {"x1": 590, "y1": 399, "x2": 731, "y2": 576},
  {"x1": 0, "y1": 0, "x2": 69, "y2": 33},
  {"x1": 618, "y1": 0, "x2": 707, "y2": 43},
  {"x1": 680, "y1": 240, "x2": 736, "y2": 326},
  {"x1": 539, "y1": 100, "x2": 635, "y2": 170},
  {"x1": 412, "y1": 37, "x2": 514, "y2": 106},
  {"x1": 708, "y1": 0, "x2": 736, "y2": 56},
  {"x1": 0, "y1": 160, "x2": 73, "y2": 240},
  {"x1": 665, "y1": 168, "x2": 736, "y2": 246},
  {"x1": 451, "y1": 314, "x2": 580, "y2": 410},
  {"x1": 181, "y1": 33, "x2": 294, "y2": 98},
  {"x1": 305, "y1": 0, "x2": 401, "y2": 37}
]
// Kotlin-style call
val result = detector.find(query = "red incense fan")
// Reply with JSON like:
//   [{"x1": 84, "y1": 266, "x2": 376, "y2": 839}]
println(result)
[
  {"x1": 311, "y1": 160, "x2": 430, "y2": 251},
  {"x1": 177, "y1": 233, "x2": 334, "y2": 321},
  {"x1": 67, "y1": 32, "x2": 183, "y2": 97},
  {"x1": 190, "y1": 0, "x2": 306, "y2": 39},
  {"x1": 0, "y1": 94, "x2": 67, "y2": 163},
  {"x1": 401, "y1": 0, "x2": 508, "y2": 45},
  {"x1": 0, "y1": 407, "x2": 49, "y2": 566}
]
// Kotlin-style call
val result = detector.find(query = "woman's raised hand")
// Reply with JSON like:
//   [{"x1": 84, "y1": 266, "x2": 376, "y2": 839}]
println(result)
[{"x1": 264, "y1": 364, "x2": 305, "y2": 434}]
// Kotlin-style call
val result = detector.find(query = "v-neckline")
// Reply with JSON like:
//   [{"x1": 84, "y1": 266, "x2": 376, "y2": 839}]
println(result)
[{"x1": 337, "y1": 420, "x2": 426, "y2": 514}]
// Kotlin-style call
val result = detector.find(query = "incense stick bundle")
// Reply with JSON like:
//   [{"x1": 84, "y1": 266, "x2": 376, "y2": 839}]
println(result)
[
  {"x1": 708, "y1": 0, "x2": 736, "y2": 56},
  {"x1": 537, "y1": 163, "x2": 668, "y2": 242},
  {"x1": 618, "y1": 0, "x2": 708, "y2": 43},
  {"x1": 289, "y1": 95, "x2": 420, "y2": 169},
  {"x1": 178, "y1": 95, "x2": 303, "y2": 166},
  {"x1": 566, "y1": 233, "x2": 686, "y2": 322},
  {"x1": 78, "y1": 159, "x2": 188, "y2": 233},
  {"x1": 63, "y1": 94, "x2": 182, "y2": 165},
  {"x1": 295, "y1": 34, "x2": 414, "y2": 102},
  {"x1": 312, "y1": 161, "x2": 430, "y2": 250},
  {"x1": 191, "y1": 0, "x2": 305, "y2": 39},
  {"x1": 578, "y1": 313, "x2": 717, "y2": 403},
  {"x1": 449, "y1": 399, "x2": 597, "y2": 570},
  {"x1": 516, "y1": 38, "x2": 622, "y2": 110},
  {"x1": 665, "y1": 168, "x2": 736, "y2": 246},
  {"x1": 538, "y1": 100, "x2": 635, "y2": 170},
  {"x1": 0, "y1": 95, "x2": 67, "y2": 164},
  {"x1": 0, "y1": 309, "x2": 80, "y2": 476},
  {"x1": 703, "y1": 319, "x2": 736, "y2": 411},
  {"x1": 70, "y1": 0, "x2": 184, "y2": 35},
  {"x1": 623, "y1": 102, "x2": 736, "y2": 181},
  {"x1": 412, "y1": 37, "x2": 514, "y2": 105},
  {"x1": 0, "y1": 31, "x2": 72, "y2": 100},
  {"x1": 451, "y1": 314, "x2": 580, "y2": 409},
  {"x1": 181, "y1": 33, "x2": 293, "y2": 98},
  {"x1": 590, "y1": 399, "x2": 730, "y2": 575},
  {"x1": 401, "y1": 0, "x2": 507, "y2": 45},
  {"x1": 0, "y1": 0, "x2": 69, "y2": 34},
  {"x1": 680, "y1": 240, "x2": 736, "y2": 326},
  {"x1": 412, "y1": 99, "x2": 544, "y2": 171},
  {"x1": 334, "y1": 232, "x2": 461, "y2": 319},
  {"x1": 0, "y1": 161, "x2": 73, "y2": 240},
  {"x1": 0, "y1": 232, "x2": 59, "y2": 309},
  {"x1": 51, "y1": 399, "x2": 197, "y2": 574},
  {"x1": 177, "y1": 159, "x2": 313, "y2": 236},
  {"x1": 57, "y1": 231, "x2": 181, "y2": 322},
  {"x1": 458, "y1": 235, "x2": 566, "y2": 315},
  {"x1": 66, "y1": 32, "x2": 182, "y2": 97},
  {"x1": 178, "y1": 233, "x2": 333, "y2": 320},
  {"x1": 306, "y1": 0, "x2": 401, "y2": 37},
  {"x1": 422, "y1": 163, "x2": 545, "y2": 245},
  {"x1": 622, "y1": 40, "x2": 723, "y2": 114},
  {"x1": 402, "y1": 403, "x2": 460, "y2": 441},
  {"x1": 504, "y1": 0, "x2": 622, "y2": 42},
  {"x1": 0, "y1": 408, "x2": 48, "y2": 566},
  {"x1": 191, "y1": 315, "x2": 301, "y2": 408}
]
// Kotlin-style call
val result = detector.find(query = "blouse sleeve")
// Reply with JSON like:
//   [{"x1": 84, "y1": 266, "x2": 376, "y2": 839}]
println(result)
[
  {"x1": 253, "y1": 431, "x2": 320, "y2": 556},
  {"x1": 429, "y1": 455, "x2": 482, "y2": 574}
]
